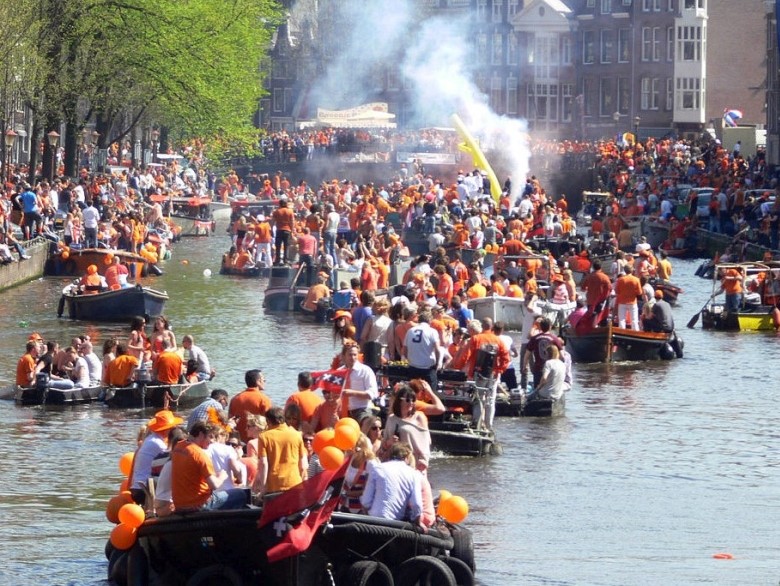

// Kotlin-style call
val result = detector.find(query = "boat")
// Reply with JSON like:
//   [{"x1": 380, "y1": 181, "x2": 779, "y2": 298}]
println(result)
[
  {"x1": 0, "y1": 236, "x2": 48, "y2": 292},
  {"x1": 103, "y1": 380, "x2": 210, "y2": 409},
  {"x1": 156, "y1": 195, "x2": 217, "y2": 237},
  {"x1": 58, "y1": 283, "x2": 169, "y2": 322},
  {"x1": 219, "y1": 261, "x2": 271, "y2": 278},
  {"x1": 640, "y1": 218, "x2": 671, "y2": 250},
  {"x1": 106, "y1": 506, "x2": 474, "y2": 586},
  {"x1": 700, "y1": 262, "x2": 780, "y2": 331},
  {"x1": 44, "y1": 247, "x2": 155, "y2": 278},
  {"x1": 563, "y1": 324, "x2": 683, "y2": 363},
  {"x1": 263, "y1": 265, "x2": 310, "y2": 312},
  {"x1": 468, "y1": 295, "x2": 573, "y2": 332},
  {"x1": 649, "y1": 278, "x2": 683, "y2": 304},
  {"x1": 384, "y1": 365, "x2": 500, "y2": 456},
  {"x1": 518, "y1": 390, "x2": 566, "y2": 417},
  {"x1": 13, "y1": 380, "x2": 104, "y2": 406}
]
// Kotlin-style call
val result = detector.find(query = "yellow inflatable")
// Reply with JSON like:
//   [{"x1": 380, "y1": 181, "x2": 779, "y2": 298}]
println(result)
[{"x1": 451, "y1": 113, "x2": 502, "y2": 204}]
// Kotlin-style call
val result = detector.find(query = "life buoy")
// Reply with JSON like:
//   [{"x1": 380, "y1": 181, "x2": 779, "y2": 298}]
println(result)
[
  {"x1": 126, "y1": 544, "x2": 149, "y2": 586},
  {"x1": 449, "y1": 527, "x2": 476, "y2": 573},
  {"x1": 437, "y1": 555, "x2": 475, "y2": 586},
  {"x1": 394, "y1": 555, "x2": 456, "y2": 586},
  {"x1": 107, "y1": 548, "x2": 128, "y2": 586},
  {"x1": 343, "y1": 560, "x2": 393, "y2": 586},
  {"x1": 660, "y1": 343, "x2": 675, "y2": 360},
  {"x1": 671, "y1": 334, "x2": 684, "y2": 358},
  {"x1": 185, "y1": 564, "x2": 243, "y2": 586}
]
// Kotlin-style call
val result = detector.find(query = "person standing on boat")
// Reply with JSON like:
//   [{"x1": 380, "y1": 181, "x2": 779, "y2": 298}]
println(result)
[
  {"x1": 525, "y1": 317, "x2": 563, "y2": 388},
  {"x1": 403, "y1": 310, "x2": 442, "y2": 393},
  {"x1": 229, "y1": 369, "x2": 273, "y2": 443},
  {"x1": 581, "y1": 259, "x2": 612, "y2": 327},
  {"x1": 81, "y1": 199, "x2": 100, "y2": 248},
  {"x1": 719, "y1": 266, "x2": 744, "y2": 313},
  {"x1": 615, "y1": 266, "x2": 643, "y2": 330},
  {"x1": 181, "y1": 335, "x2": 215, "y2": 381},
  {"x1": 341, "y1": 344, "x2": 379, "y2": 423},
  {"x1": 466, "y1": 317, "x2": 511, "y2": 430},
  {"x1": 271, "y1": 198, "x2": 295, "y2": 265},
  {"x1": 285, "y1": 372, "x2": 324, "y2": 428},
  {"x1": 252, "y1": 407, "x2": 308, "y2": 498}
]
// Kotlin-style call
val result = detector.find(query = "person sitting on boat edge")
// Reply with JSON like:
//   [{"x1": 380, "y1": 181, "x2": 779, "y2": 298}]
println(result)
[
  {"x1": 382, "y1": 383, "x2": 435, "y2": 475},
  {"x1": 181, "y1": 335, "x2": 216, "y2": 381},
  {"x1": 529, "y1": 345, "x2": 567, "y2": 402},
  {"x1": 187, "y1": 389, "x2": 233, "y2": 432},
  {"x1": 643, "y1": 290, "x2": 675, "y2": 334},
  {"x1": 360, "y1": 441, "x2": 425, "y2": 530},
  {"x1": 33, "y1": 340, "x2": 74, "y2": 390},
  {"x1": 78, "y1": 263, "x2": 106, "y2": 294},
  {"x1": 105, "y1": 342, "x2": 140, "y2": 387},
  {"x1": 129, "y1": 409, "x2": 184, "y2": 506},
  {"x1": 152, "y1": 427, "x2": 187, "y2": 517},
  {"x1": 302, "y1": 273, "x2": 331, "y2": 313},
  {"x1": 172, "y1": 421, "x2": 248, "y2": 512},
  {"x1": 16, "y1": 341, "x2": 39, "y2": 387},
  {"x1": 524, "y1": 317, "x2": 563, "y2": 389},
  {"x1": 152, "y1": 339, "x2": 183, "y2": 385}
]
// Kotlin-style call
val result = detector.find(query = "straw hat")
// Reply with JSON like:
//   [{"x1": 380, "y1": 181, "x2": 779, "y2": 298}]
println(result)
[{"x1": 147, "y1": 410, "x2": 184, "y2": 433}]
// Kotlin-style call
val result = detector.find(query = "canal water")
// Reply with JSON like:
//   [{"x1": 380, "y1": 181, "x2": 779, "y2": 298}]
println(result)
[{"x1": 0, "y1": 234, "x2": 777, "y2": 586}]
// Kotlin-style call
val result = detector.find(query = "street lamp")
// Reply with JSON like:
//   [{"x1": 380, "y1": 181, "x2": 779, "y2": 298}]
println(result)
[
  {"x1": 151, "y1": 128, "x2": 160, "y2": 160},
  {"x1": 47, "y1": 130, "x2": 60, "y2": 181},
  {"x1": 4, "y1": 128, "x2": 17, "y2": 181},
  {"x1": 91, "y1": 131, "x2": 100, "y2": 170},
  {"x1": 634, "y1": 116, "x2": 641, "y2": 140}
]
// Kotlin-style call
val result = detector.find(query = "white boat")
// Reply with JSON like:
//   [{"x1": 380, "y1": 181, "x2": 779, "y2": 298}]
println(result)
[{"x1": 468, "y1": 295, "x2": 576, "y2": 332}]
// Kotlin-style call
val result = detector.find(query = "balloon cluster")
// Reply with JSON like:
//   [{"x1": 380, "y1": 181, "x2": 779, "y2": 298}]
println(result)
[
  {"x1": 139, "y1": 243, "x2": 158, "y2": 264},
  {"x1": 105, "y1": 451, "x2": 145, "y2": 550},
  {"x1": 436, "y1": 489, "x2": 469, "y2": 524},
  {"x1": 483, "y1": 243, "x2": 500, "y2": 254},
  {"x1": 312, "y1": 418, "x2": 360, "y2": 470}
]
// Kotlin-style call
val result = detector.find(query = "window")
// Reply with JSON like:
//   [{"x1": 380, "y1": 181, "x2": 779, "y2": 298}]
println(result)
[
  {"x1": 477, "y1": 0, "x2": 487, "y2": 19},
  {"x1": 623, "y1": 0, "x2": 632, "y2": 5},
  {"x1": 666, "y1": 27, "x2": 674, "y2": 61},
  {"x1": 618, "y1": 77, "x2": 630, "y2": 113},
  {"x1": 684, "y1": 0, "x2": 705, "y2": 8},
  {"x1": 640, "y1": 77, "x2": 660, "y2": 109},
  {"x1": 653, "y1": 0, "x2": 661, "y2": 10},
  {"x1": 475, "y1": 73, "x2": 488, "y2": 95},
  {"x1": 561, "y1": 36, "x2": 572, "y2": 65},
  {"x1": 273, "y1": 88, "x2": 287, "y2": 113},
  {"x1": 666, "y1": 77, "x2": 673, "y2": 110},
  {"x1": 652, "y1": 27, "x2": 661, "y2": 61},
  {"x1": 583, "y1": 78, "x2": 596, "y2": 116},
  {"x1": 599, "y1": 78, "x2": 614, "y2": 117},
  {"x1": 493, "y1": 0, "x2": 503, "y2": 23},
  {"x1": 508, "y1": 0, "x2": 520, "y2": 18},
  {"x1": 507, "y1": 33, "x2": 518, "y2": 65},
  {"x1": 677, "y1": 77, "x2": 701, "y2": 109},
  {"x1": 677, "y1": 26, "x2": 702, "y2": 61},
  {"x1": 641, "y1": 28, "x2": 651, "y2": 61},
  {"x1": 477, "y1": 34, "x2": 488, "y2": 64},
  {"x1": 601, "y1": 30, "x2": 614, "y2": 63},
  {"x1": 618, "y1": 29, "x2": 631, "y2": 62},
  {"x1": 586, "y1": 0, "x2": 595, "y2": 7},
  {"x1": 492, "y1": 33, "x2": 503, "y2": 65},
  {"x1": 528, "y1": 83, "x2": 559, "y2": 121},
  {"x1": 387, "y1": 68, "x2": 399, "y2": 91},
  {"x1": 601, "y1": 0, "x2": 611, "y2": 13},
  {"x1": 583, "y1": 31, "x2": 595, "y2": 64},
  {"x1": 507, "y1": 77, "x2": 518, "y2": 115},
  {"x1": 533, "y1": 35, "x2": 560, "y2": 78},
  {"x1": 491, "y1": 77, "x2": 504, "y2": 113},
  {"x1": 562, "y1": 84, "x2": 573, "y2": 122},
  {"x1": 642, "y1": 0, "x2": 651, "y2": 10}
]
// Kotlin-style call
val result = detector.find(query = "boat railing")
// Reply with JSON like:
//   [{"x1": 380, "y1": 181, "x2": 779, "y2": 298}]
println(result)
[{"x1": 288, "y1": 263, "x2": 306, "y2": 310}]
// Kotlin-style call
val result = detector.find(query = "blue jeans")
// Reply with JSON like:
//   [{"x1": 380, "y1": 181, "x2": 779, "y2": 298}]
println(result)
[
  {"x1": 725, "y1": 293, "x2": 741, "y2": 312},
  {"x1": 201, "y1": 489, "x2": 247, "y2": 511},
  {"x1": 323, "y1": 231, "x2": 337, "y2": 264}
]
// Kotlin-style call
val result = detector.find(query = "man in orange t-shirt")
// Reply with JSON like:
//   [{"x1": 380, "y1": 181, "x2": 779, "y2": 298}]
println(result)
[
  {"x1": 271, "y1": 199, "x2": 295, "y2": 265},
  {"x1": 152, "y1": 340, "x2": 183, "y2": 384},
  {"x1": 721, "y1": 266, "x2": 744, "y2": 312},
  {"x1": 285, "y1": 372, "x2": 324, "y2": 426},
  {"x1": 171, "y1": 421, "x2": 246, "y2": 511},
  {"x1": 16, "y1": 341, "x2": 39, "y2": 386},
  {"x1": 105, "y1": 343, "x2": 140, "y2": 386},
  {"x1": 615, "y1": 266, "x2": 642, "y2": 330},
  {"x1": 253, "y1": 407, "x2": 308, "y2": 495},
  {"x1": 228, "y1": 369, "x2": 273, "y2": 442}
]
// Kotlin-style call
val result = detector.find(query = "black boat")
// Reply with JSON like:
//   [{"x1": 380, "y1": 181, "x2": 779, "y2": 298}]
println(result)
[
  {"x1": 58, "y1": 283, "x2": 168, "y2": 322},
  {"x1": 13, "y1": 375, "x2": 104, "y2": 406},
  {"x1": 563, "y1": 325, "x2": 683, "y2": 363},
  {"x1": 103, "y1": 380, "x2": 209, "y2": 409},
  {"x1": 263, "y1": 265, "x2": 311, "y2": 312}
]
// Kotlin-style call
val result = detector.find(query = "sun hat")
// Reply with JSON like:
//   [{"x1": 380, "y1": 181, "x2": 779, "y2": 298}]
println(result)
[
  {"x1": 147, "y1": 410, "x2": 184, "y2": 433},
  {"x1": 331, "y1": 310, "x2": 352, "y2": 321}
]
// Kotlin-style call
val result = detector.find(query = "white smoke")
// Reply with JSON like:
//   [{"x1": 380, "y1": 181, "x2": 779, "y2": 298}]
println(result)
[{"x1": 303, "y1": 0, "x2": 530, "y2": 195}]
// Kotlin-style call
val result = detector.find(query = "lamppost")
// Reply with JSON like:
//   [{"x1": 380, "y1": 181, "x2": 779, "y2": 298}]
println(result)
[
  {"x1": 151, "y1": 128, "x2": 160, "y2": 161},
  {"x1": 634, "y1": 116, "x2": 641, "y2": 141},
  {"x1": 91, "y1": 131, "x2": 100, "y2": 171},
  {"x1": 612, "y1": 111, "x2": 621, "y2": 140},
  {"x1": 47, "y1": 130, "x2": 60, "y2": 181},
  {"x1": 4, "y1": 129, "x2": 17, "y2": 181}
]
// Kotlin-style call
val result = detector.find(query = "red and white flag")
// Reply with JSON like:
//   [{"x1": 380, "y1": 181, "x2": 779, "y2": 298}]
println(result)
[{"x1": 310, "y1": 368, "x2": 348, "y2": 394}]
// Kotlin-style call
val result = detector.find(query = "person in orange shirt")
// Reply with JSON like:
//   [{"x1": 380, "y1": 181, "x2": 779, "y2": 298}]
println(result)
[
  {"x1": 152, "y1": 339, "x2": 183, "y2": 385},
  {"x1": 720, "y1": 266, "x2": 744, "y2": 312},
  {"x1": 16, "y1": 341, "x2": 39, "y2": 386},
  {"x1": 465, "y1": 317, "x2": 511, "y2": 430},
  {"x1": 228, "y1": 369, "x2": 273, "y2": 443},
  {"x1": 434, "y1": 264, "x2": 454, "y2": 306},
  {"x1": 105, "y1": 343, "x2": 140, "y2": 386},
  {"x1": 615, "y1": 266, "x2": 643, "y2": 330},
  {"x1": 466, "y1": 277, "x2": 487, "y2": 299},
  {"x1": 271, "y1": 199, "x2": 295, "y2": 265},
  {"x1": 489, "y1": 274, "x2": 506, "y2": 296},
  {"x1": 285, "y1": 371, "x2": 324, "y2": 427}
]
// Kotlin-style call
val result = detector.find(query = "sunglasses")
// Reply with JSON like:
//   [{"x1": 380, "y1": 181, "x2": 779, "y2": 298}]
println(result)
[
  {"x1": 303, "y1": 437, "x2": 314, "y2": 443},
  {"x1": 228, "y1": 442, "x2": 240, "y2": 448},
  {"x1": 370, "y1": 426, "x2": 382, "y2": 431}
]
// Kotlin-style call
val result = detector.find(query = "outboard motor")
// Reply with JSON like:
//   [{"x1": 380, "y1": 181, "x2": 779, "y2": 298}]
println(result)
[{"x1": 35, "y1": 372, "x2": 50, "y2": 404}]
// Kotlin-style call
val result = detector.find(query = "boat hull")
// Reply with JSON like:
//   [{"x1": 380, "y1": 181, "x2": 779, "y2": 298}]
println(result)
[
  {"x1": 14, "y1": 384, "x2": 104, "y2": 406},
  {"x1": 45, "y1": 248, "x2": 150, "y2": 278},
  {"x1": 103, "y1": 381, "x2": 209, "y2": 409},
  {"x1": 59, "y1": 285, "x2": 168, "y2": 322},
  {"x1": 468, "y1": 295, "x2": 526, "y2": 331},
  {"x1": 564, "y1": 326, "x2": 678, "y2": 363},
  {"x1": 702, "y1": 304, "x2": 776, "y2": 331},
  {"x1": 429, "y1": 420, "x2": 496, "y2": 456}
]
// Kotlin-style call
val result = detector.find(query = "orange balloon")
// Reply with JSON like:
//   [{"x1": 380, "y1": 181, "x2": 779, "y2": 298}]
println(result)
[
  {"x1": 61, "y1": 250, "x2": 70, "y2": 260},
  {"x1": 181, "y1": 259, "x2": 189, "y2": 265},
  {"x1": 118, "y1": 503, "x2": 145, "y2": 529},
  {"x1": 438, "y1": 495, "x2": 469, "y2": 524},
  {"x1": 319, "y1": 445, "x2": 345, "y2": 471},
  {"x1": 312, "y1": 428, "x2": 336, "y2": 455},
  {"x1": 109, "y1": 523, "x2": 137, "y2": 550},
  {"x1": 119, "y1": 452, "x2": 134, "y2": 476},
  {"x1": 333, "y1": 424, "x2": 359, "y2": 451},
  {"x1": 106, "y1": 492, "x2": 133, "y2": 524},
  {"x1": 335, "y1": 417, "x2": 360, "y2": 435}
]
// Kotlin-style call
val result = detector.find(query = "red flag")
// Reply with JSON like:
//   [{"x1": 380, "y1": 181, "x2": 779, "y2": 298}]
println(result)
[
  {"x1": 259, "y1": 460, "x2": 349, "y2": 563},
  {"x1": 310, "y1": 368, "x2": 348, "y2": 394}
]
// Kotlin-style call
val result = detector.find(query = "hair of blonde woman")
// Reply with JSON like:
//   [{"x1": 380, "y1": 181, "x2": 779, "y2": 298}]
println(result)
[
  {"x1": 246, "y1": 414, "x2": 268, "y2": 432},
  {"x1": 547, "y1": 345, "x2": 560, "y2": 360},
  {"x1": 351, "y1": 433, "x2": 377, "y2": 466}
]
